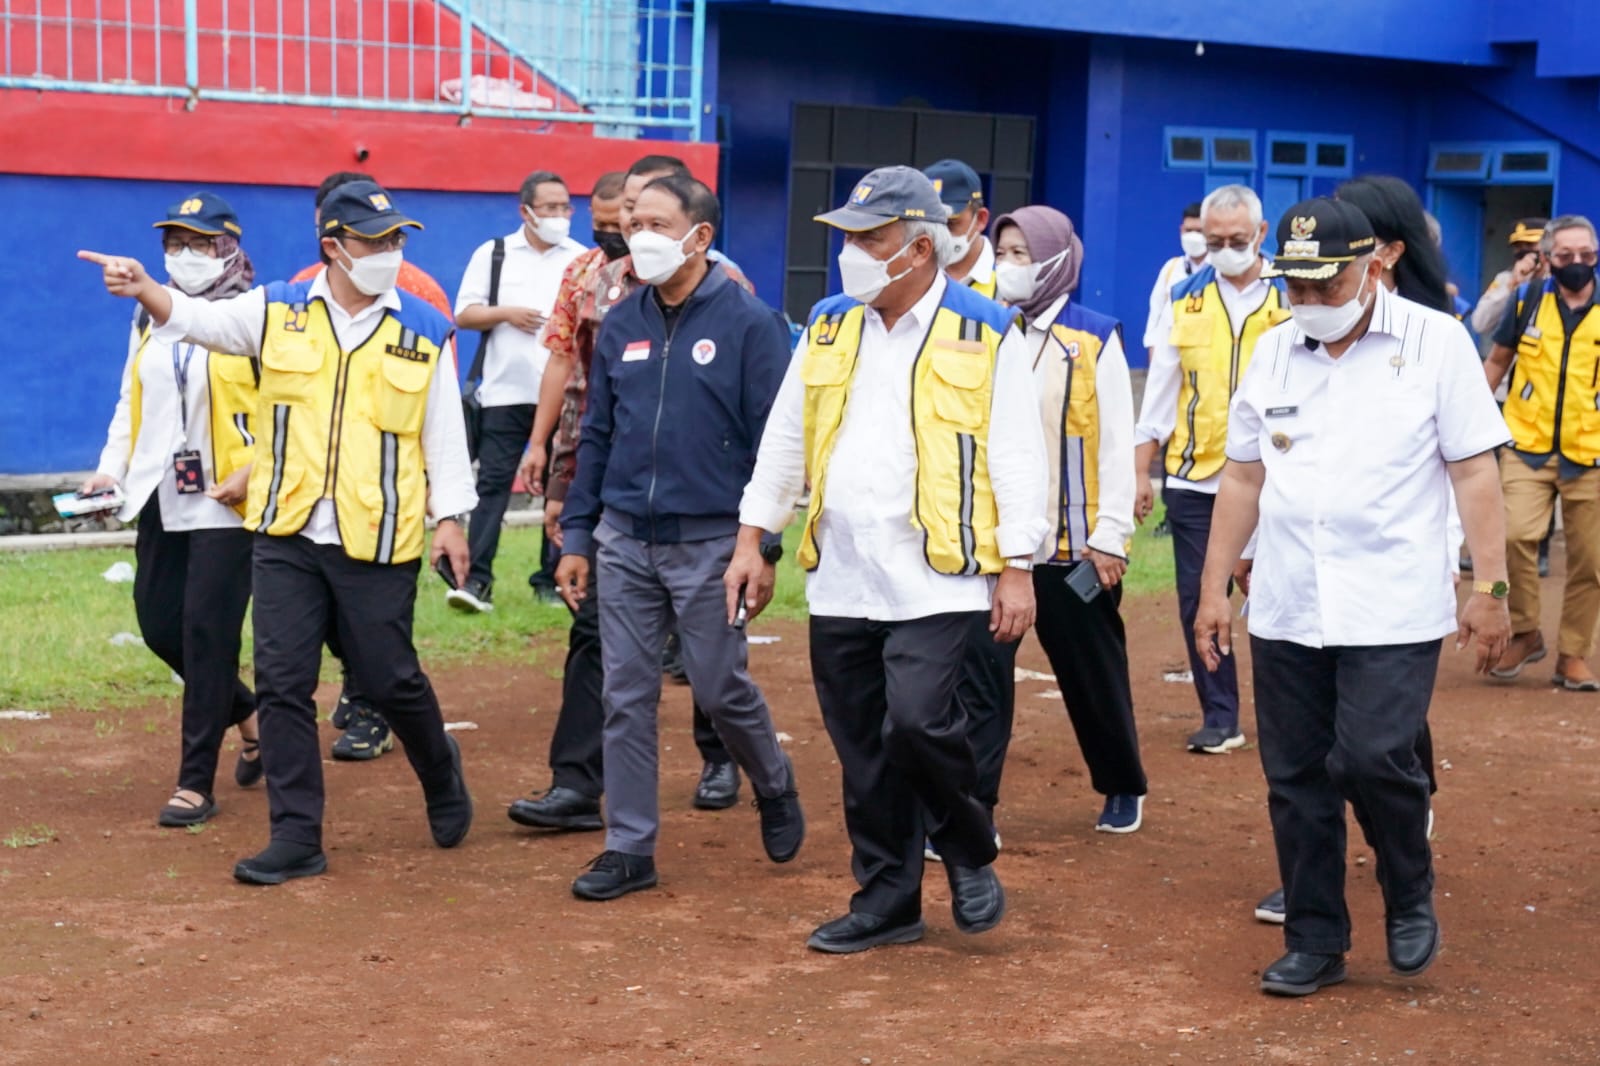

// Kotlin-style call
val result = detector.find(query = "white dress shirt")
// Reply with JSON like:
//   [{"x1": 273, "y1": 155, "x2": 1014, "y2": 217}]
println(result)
[
  {"x1": 1141, "y1": 253, "x2": 1205, "y2": 349},
  {"x1": 1136, "y1": 263, "x2": 1271, "y2": 495},
  {"x1": 96, "y1": 315, "x2": 244, "y2": 531},
  {"x1": 741, "y1": 274, "x2": 1050, "y2": 621},
  {"x1": 1227, "y1": 285, "x2": 1509, "y2": 648},
  {"x1": 1023, "y1": 294, "x2": 1136, "y2": 561},
  {"x1": 958, "y1": 237, "x2": 996, "y2": 291},
  {"x1": 153, "y1": 272, "x2": 478, "y2": 545},
  {"x1": 454, "y1": 228, "x2": 586, "y2": 407}
]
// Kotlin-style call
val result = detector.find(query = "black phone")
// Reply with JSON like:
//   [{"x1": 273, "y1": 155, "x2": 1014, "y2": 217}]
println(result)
[
  {"x1": 434, "y1": 555, "x2": 460, "y2": 591},
  {"x1": 1066, "y1": 560, "x2": 1102, "y2": 604},
  {"x1": 732, "y1": 582, "x2": 749, "y2": 630}
]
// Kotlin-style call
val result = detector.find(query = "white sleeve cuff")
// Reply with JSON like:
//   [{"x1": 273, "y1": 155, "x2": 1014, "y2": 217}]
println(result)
[
  {"x1": 738, "y1": 493, "x2": 798, "y2": 535},
  {"x1": 996, "y1": 517, "x2": 1050, "y2": 560},
  {"x1": 1087, "y1": 520, "x2": 1133, "y2": 559}
]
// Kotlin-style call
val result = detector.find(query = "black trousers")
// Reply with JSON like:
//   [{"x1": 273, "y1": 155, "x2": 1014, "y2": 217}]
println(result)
[
  {"x1": 1032, "y1": 563, "x2": 1148, "y2": 796},
  {"x1": 133, "y1": 498, "x2": 255, "y2": 794},
  {"x1": 1252, "y1": 636, "x2": 1440, "y2": 954},
  {"x1": 546, "y1": 570, "x2": 730, "y2": 798},
  {"x1": 252, "y1": 535, "x2": 456, "y2": 848},
  {"x1": 1165, "y1": 486, "x2": 1240, "y2": 732},
  {"x1": 952, "y1": 612, "x2": 1016, "y2": 815},
  {"x1": 811, "y1": 612, "x2": 999, "y2": 919},
  {"x1": 467, "y1": 403, "x2": 536, "y2": 588}
]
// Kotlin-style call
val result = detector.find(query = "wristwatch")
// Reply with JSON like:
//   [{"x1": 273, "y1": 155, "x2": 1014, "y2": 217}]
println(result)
[
  {"x1": 1004, "y1": 557, "x2": 1035, "y2": 573},
  {"x1": 759, "y1": 541, "x2": 784, "y2": 565},
  {"x1": 1473, "y1": 580, "x2": 1509, "y2": 600},
  {"x1": 438, "y1": 513, "x2": 470, "y2": 528}
]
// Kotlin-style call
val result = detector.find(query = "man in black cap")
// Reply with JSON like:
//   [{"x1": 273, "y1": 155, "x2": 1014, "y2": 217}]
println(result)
[
  {"x1": 80, "y1": 179, "x2": 478, "y2": 885},
  {"x1": 730, "y1": 165, "x2": 1047, "y2": 952},
  {"x1": 923, "y1": 159, "x2": 996, "y2": 300},
  {"x1": 1193, "y1": 197, "x2": 1511, "y2": 995}
]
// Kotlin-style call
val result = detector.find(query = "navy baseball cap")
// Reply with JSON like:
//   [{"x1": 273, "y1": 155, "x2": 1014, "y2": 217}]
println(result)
[
  {"x1": 815, "y1": 166, "x2": 949, "y2": 233},
  {"x1": 1262, "y1": 197, "x2": 1377, "y2": 280},
  {"x1": 923, "y1": 159, "x2": 984, "y2": 211},
  {"x1": 319, "y1": 180, "x2": 423, "y2": 239},
  {"x1": 153, "y1": 191, "x2": 242, "y2": 237}
]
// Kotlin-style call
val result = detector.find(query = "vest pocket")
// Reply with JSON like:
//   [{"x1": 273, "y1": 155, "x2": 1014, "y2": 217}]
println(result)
[
  {"x1": 927, "y1": 348, "x2": 988, "y2": 429},
  {"x1": 1172, "y1": 313, "x2": 1213, "y2": 351},
  {"x1": 800, "y1": 351, "x2": 851, "y2": 388},
  {"x1": 260, "y1": 338, "x2": 325, "y2": 403},
  {"x1": 373, "y1": 354, "x2": 432, "y2": 434}
]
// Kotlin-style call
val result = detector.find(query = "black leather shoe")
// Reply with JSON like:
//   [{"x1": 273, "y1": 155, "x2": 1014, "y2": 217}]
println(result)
[
  {"x1": 425, "y1": 735, "x2": 472, "y2": 848},
  {"x1": 753, "y1": 756, "x2": 804, "y2": 863},
  {"x1": 946, "y1": 863, "x2": 1006, "y2": 934},
  {"x1": 806, "y1": 911, "x2": 925, "y2": 954},
  {"x1": 508, "y1": 786, "x2": 603, "y2": 830},
  {"x1": 1260, "y1": 951, "x2": 1347, "y2": 996},
  {"x1": 233, "y1": 840, "x2": 328, "y2": 886},
  {"x1": 572, "y1": 850, "x2": 658, "y2": 901},
  {"x1": 1387, "y1": 898, "x2": 1441, "y2": 977},
  {"x1": 693, "y1": 760, "x2": 741, "y2": 810}
]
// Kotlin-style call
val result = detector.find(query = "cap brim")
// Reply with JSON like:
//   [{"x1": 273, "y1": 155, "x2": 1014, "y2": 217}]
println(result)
[
  {"x1": 813, "y1": 206, "x2": 897, "y2": 233},
  {"x1": 153, "y1": 220, "x2": 227, "y2": 236},
  {"x1": 340, "y1": 217, "x2": 425, "y2": 238},
  {"x1": 1261, "y1": 258, "x2": 1356, "y2": 281}
]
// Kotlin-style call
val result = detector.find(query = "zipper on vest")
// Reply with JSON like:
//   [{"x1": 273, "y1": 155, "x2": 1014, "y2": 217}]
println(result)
[
  {"x1": 645, "y1": 309, "x2": 681, "y2": 539},
  {"x1": 1552, "y1": 323, "x2": 1576, "y2": 457},
  {"x1": 322, "y1": 345, "x2": 356, "y2": 503}
]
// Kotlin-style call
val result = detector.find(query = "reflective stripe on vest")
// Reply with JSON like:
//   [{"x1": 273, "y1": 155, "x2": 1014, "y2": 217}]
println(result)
[
  {"x1": 1166, "y1": 278, "x2": 1290, "y2": 481},
  {"x1": 1503, "y1": 283, "x2": 1600, "y2": 466},
  {"x1": 245, "y1": 296, "x2": 443, "y2": 563},
  {"x1": 797, "y1": 302, "x2": 1005, "y2": 577},
  {"x1": 1037, "y1": 320, "x2": 1109, "y2": 562}
]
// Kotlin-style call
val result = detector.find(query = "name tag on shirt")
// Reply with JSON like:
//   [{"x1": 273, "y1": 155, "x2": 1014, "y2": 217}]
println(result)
[
  {"x1": 622, "y1": 340, "x2": 651, "y2": 363},
  {"x1": 1265, "y1": 406, "x2": 1298, "y2": 418}
]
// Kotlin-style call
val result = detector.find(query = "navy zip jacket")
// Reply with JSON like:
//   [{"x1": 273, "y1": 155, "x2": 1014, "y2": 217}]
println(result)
[{"x1": 560, "y1": 264, "x2": 791, "y2": 558}]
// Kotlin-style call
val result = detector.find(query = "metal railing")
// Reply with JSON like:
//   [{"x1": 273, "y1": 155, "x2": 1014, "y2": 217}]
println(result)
[{"x1": 0, "y1": 0, "x2": 705, "y2": 130}]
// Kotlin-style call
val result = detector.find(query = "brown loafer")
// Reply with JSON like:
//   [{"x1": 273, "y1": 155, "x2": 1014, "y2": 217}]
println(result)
[{"x1": 1489, "y1": 631, "x2": 1547, "y2": 679}]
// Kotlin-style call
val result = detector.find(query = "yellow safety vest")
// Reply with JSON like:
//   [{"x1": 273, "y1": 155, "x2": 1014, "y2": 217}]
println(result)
[
  {"x1": 1035, "y1": 302, "x2": 1122, "y2": 562},
  {"x1": 246, "y1": 281, "x2": 453, "y2": 564},
  {"x1": 965, "y1": 273, "x2": 998, "y2": 301},
  {"x1": 128, "y1": 328, "x2": 258, "y2": 516},
  {"x1": 1166, "y1": 267, "x2": 1290, "y2": 481},
  {"x1": 1504, "y1": 281, "x2": 1600, "y2": 466},
  {"x1": 796, "y1": 285, "x2": 1014, "y2": 577}
]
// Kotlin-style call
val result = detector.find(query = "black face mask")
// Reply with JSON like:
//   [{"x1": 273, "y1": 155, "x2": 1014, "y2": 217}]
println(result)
[
  {"x1": 1553, "y1": 261, "x2": 1596, "y2": 294},
  {"x1": 595, "y1": 229, "x2": 629, "y2": 262}
]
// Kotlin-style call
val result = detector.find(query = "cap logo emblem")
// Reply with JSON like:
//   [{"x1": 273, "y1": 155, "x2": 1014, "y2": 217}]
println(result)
[
  {"x1": 1283, "y1": 240, "x2": 1321, "y2": 259},
  {"x1": 368, "y1": 193, "x2": 392, "y2": 210},
  {"x1": 850, "y1": 184, "x2": 873, "y2": 205},
  {"x1": 178, "y1": 198, "x2": 204, "y2": 216},
  {"x1": 1289, "y1": 216, "x2": 1317, "y2": 240},
  {"x1": 931, "y1": 179, "x2": 944, "y2": 195}
]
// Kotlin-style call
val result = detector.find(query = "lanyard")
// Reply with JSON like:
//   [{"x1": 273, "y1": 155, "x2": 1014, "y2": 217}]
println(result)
[{"x1": 171, "y1": 343, "x2": 199, "y2": 446}]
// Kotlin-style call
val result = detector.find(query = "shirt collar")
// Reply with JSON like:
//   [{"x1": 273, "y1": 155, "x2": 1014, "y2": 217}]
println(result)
[
  {"x1": 1030, "y1": 292, "x2": 1070, "y2": 332},
  {"x1": 308, "y1": 267, "x2": 402, "y2": 321},
  {"x1": 867, "y1": 272, "x2": 947, "y2": 333},
  {"x1": 968, "y1": 237, "x2": 996, "y2": 285}
]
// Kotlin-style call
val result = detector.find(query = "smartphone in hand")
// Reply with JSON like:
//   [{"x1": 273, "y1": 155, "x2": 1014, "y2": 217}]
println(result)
[
  {"x1": 434, "y1": 554, "x2": 460, "y2": 591},
  {"x1": 1066, "y1": 560, "x2": 1102, "y2": 604}
]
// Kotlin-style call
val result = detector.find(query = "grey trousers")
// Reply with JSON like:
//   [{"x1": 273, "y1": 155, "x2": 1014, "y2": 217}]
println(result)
[{"x1": 594, "y1": 523, "x2": 787, "y2": 855}]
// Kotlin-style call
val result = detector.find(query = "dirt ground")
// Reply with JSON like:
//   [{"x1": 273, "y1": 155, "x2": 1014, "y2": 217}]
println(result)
[{"x1": 2, "y1": 563, "x2": 1598, "y2": 1065}]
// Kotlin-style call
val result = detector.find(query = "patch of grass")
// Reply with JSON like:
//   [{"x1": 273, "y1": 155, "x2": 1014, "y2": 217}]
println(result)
[
  {"x1": 1124, "y1": 497, "x2": 1177, "y2": 600},
  {"x1": 184, "y1": 823, "x2": 206, "y2": 836},
  {"x1": 2, "y1": 824, "x2": 57, "y2": 848}
]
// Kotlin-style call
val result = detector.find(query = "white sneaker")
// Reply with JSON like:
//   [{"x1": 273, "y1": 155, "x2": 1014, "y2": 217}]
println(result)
[{"x1": 446, "y1": 581, "x2": 494, "y2": 614}]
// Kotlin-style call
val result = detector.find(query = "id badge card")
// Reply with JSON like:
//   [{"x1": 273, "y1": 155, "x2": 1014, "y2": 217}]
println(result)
[{"x1": 173, "y1": 450, "x2": 206, "y2": 494}]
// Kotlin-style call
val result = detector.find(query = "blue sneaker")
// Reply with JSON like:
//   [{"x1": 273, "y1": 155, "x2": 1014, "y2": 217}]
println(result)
[{"x1": 1095, "y1": 794, "x2": 1144, "y2": 834}]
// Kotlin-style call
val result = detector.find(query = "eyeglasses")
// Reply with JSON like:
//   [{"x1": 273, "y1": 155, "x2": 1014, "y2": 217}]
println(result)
[
  {"x1": 1549, "y1": 250, "x2": 1599, "y2": 267},
  {"x1": 1204, "y1": 239, "x2": 1254, "y2": 253},
  {"x1": 526, "y1": 202, "x2": 574, "y2": 218},
  {"x1": 162, "y1": 233, "x2": 218, "y2": 256},
  {"x1": 343, "y1": 232, "x2": 408, "y2": 253}
]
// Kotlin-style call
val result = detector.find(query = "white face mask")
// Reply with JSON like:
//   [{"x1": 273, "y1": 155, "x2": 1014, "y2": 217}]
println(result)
[
  {"x1": 1207, "y1": 237, "x2": 1259, "y2": 278},
  {"x1": 993, "y1": 248, "x2": 1068, "y2": 305},
  {"x1": 336, "y1": 244, "x2": 403, "y2": 296},
  {"x1": 838, "y1": 239, "x2": 916, "y2": 304},
  {"x1": 628, "y1": 225, "x2": 703, "y2": 285},
  {"x1": 1291, "y1": 267, "x2": 1377, "y2": 342},
  {"x1": 165, "y1": 249, "x2": 230, "y2": 295},
  {"x1": 525, "y1": 207, "x2": 571, "y2": 246},
  {"x1": 948, "y1": 214, "x2": 980, "y2": 264},
  {"x1": 1180, "y1": 230, "x2": 1208, "y2": 260}
]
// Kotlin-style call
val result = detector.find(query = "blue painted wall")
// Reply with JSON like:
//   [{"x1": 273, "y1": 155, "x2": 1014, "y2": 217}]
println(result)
[{"x1": 0, "y1": 176, "x2": 594, "y2": 473}]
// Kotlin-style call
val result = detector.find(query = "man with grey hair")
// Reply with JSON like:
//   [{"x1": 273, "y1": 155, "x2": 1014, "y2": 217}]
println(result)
[
  {"x1": 728, "y1": 165, "x2": 1047, "y2": 953},
  {"x1": 1483, "y1": 214, "x2": 1600, "y2": 689},
  {"x1": 1133, "y1": 183, "x2": 1291, "y2": 753}
]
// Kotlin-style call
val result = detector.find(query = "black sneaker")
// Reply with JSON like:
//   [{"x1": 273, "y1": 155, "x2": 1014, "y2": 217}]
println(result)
[
  {"x1": 447, "y1": 578, "x2": 494, "y2": 614},
  {"x1": 1186, "y1": 726, "x2": 1245, "y2": 754},
  {"x1": 753, "y1": 756, "x2": 804, "y2": 863},
  {"x1": 331, "y1": 707, "x2": 394, "y2": 761},
  {"x1": 1255, "y1": 887, "x2": 1286, "y2": 924},
  {"x1": 693, "y1": 760, "x2": 741, "y2": 810},
  {"x1": 330, "y1": 688, "x2": 361, "y2": 730},
  {"x1": 233, "y1": 840, "x2": 328, "y2": 886},
  {"x1": 572, "y1": 850, "x2": 658, "y2": 901},
  {"x1": 425, "y1": 734, "x2": 472, "y2": 848}
]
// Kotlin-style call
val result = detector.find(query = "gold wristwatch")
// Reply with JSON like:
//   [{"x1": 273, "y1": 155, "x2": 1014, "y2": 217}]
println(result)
[{"x1": 1472, "y1": 580, "x2": 1509, "y2": 600}]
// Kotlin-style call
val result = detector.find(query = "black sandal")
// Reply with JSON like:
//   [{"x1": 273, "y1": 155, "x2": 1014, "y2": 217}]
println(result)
[
  {"x1": 235, "y1": 737, "x2": 264, "y2": 788},
  {"x1": 158, "y1": 790, "x2": 217, "y2": 828}
]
